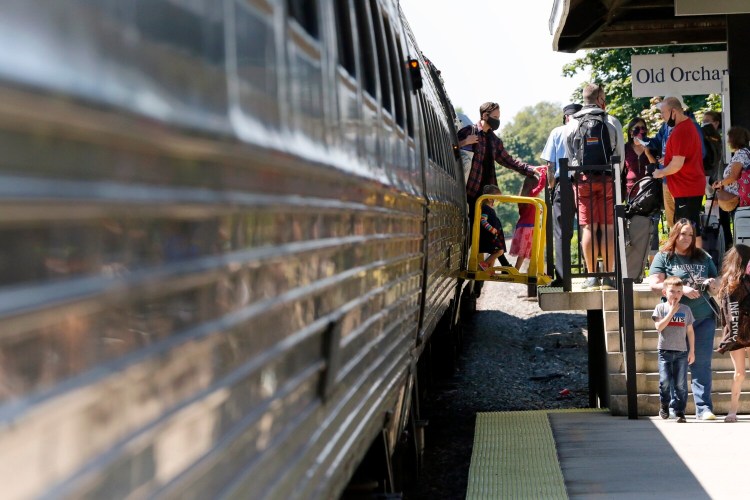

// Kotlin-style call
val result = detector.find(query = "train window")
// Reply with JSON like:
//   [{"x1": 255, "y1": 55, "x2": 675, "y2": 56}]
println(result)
[
  {"x1": 368, "y1": 0, "x2": 392, "y2": 114},
  {"x1": 424, "y1": 99, "x2": 437, "y2": 163},
  {"x1": 444, "y1": 129, "x2": 455, "y2": 177},
  {"x1": 383, "y1": 17, "x2": 405, "y2": 129},
  {"x1": 353, "y1": 1, "x2": 377, "y2": 98},
  {"x1": 397, "y1": 43, "x2": 415, "y2": 137},
  {"x1": 333, "y1": 0, "x2": 356, "y2": 76},
  {"x1": 288, "y1": 0, "x2": 319, "y2": 38},
  {"x1": 438, "y1": 122, "x2": 448, "y2": 170}
]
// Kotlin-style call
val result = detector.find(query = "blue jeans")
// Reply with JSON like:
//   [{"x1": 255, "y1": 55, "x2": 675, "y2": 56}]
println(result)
[
  {"x1": 659, "y1": 350, "x2": 688, "y2": 413},
  {"x1": 690, "y1": 317, "x2": 717, "y2": 415}
]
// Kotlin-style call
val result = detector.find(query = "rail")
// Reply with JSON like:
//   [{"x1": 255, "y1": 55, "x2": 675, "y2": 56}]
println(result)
[
  {"x1": 557, "y1": 157, "x2": 621, "y2": 291},
  {"x1": 458, "y1": 194, "x2": 551, "y2": 286}
]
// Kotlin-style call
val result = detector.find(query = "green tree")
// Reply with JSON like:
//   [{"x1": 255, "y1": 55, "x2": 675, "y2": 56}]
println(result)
[
  {"x1": 490, "y1": 102, "x2": 560, "y2": 233},
  {"x1": 562, "y1": 45, "x2": 725, "y2": 131}
]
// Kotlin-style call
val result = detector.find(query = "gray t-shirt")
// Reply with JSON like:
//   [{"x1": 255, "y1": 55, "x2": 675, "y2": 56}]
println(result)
[{"x1": 652, "y1": 302, "x2": 694, "y2": 351}]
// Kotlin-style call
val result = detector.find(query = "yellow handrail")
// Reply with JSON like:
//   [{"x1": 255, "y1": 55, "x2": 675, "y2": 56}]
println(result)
[{"x1": 464, "y1": 194, "x2": 551, "y2": 285}]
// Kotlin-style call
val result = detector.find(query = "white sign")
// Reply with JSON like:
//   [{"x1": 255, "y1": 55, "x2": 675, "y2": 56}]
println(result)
[{"x1": 631, "y1": 52, "x2": 728, "y2": 97}]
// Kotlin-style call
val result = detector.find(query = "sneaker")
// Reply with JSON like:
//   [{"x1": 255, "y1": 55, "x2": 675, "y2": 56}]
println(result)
[
  {"x1": 659, "y1": 406, "x2": 669, "y2": 419},
  {"x1": 676, "y1": 413, "x2": 687, "y2": 423},
  {"x1": 600, "y1": 277, "x2": 617, "y2": 290},
  {"x1": 581, "y1": 277, "x2": 600, "y2": 290},
  {"x1": 699, "y1": 410, "x2": 717, "y2": 421}
]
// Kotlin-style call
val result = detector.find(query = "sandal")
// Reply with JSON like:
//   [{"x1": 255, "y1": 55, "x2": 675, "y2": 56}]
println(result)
[{"x1": 724, "y1": 414, "x2": 738, "y2": 423}]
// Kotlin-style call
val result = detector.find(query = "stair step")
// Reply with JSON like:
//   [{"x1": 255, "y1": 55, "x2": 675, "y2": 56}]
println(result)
[
  {"x1": 602, "y1": 287, "x2": 664, "y2": 311},
  {"x1": 608, "y1": 351, "x2": 741, "y2": 374},
  {"x1": 609, "y1": 370, "x2": 750, "y2": 395},
  {"x1": 604, "y1": 309, "x2": 658, "y2": 332},
  {"x1": 610, "y1": 392, "x2": 750, "y2": 417},
  {"x1": 606, "y1": 329, "x2": 724, "y2": 353}
]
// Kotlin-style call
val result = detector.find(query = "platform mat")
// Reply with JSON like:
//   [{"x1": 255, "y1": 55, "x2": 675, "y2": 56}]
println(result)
[{"x1": 466, "y1": 409, "x2": 607, "y2": 499}]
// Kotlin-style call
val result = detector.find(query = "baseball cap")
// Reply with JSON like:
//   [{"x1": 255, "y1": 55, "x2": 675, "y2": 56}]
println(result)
[
  {"x1": 656, "y1": 93, "x2": 686, "y2": 110},
  {"x1": 563, "y1": 103, "x2": 582, "y2": 115}
]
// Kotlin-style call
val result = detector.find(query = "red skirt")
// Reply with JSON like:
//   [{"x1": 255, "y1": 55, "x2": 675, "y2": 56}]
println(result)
[{"x1": 509, "y1": 226, "x2": 534, "y2": 259}]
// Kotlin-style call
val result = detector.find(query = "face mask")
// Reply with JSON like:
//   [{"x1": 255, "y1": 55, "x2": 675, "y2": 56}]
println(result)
[
  {"x1": 667, "y1": 111, "x2": 676, "y2": 128},
  {"x1": 486, "y1": 116, "x2": 500, "y2": 131}
]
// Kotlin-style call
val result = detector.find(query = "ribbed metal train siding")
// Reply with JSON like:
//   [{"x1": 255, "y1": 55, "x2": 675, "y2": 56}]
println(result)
[
  {"x1": 0, "y1": 113, "x2": 426, "y2": 498},
  {"x1": 0, "y1": 0, "x2": 465, "y2": 497}
]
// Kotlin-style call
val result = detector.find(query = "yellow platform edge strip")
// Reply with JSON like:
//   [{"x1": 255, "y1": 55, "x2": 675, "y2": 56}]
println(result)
[{"x1": 466, "y1": 409, "x2": 607, "y2": 499}]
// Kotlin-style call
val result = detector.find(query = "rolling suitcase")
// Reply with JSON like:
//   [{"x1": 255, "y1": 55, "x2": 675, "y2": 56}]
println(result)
[
  {"x1": 624, "y1": 215, "x2": 652, "y2": 282},
  {"x1": 623, "y1": 177, "x2": 661, "y2": 282},
  {"x1": 701, "y1": 196, "x2": 725, "y2": 271}
]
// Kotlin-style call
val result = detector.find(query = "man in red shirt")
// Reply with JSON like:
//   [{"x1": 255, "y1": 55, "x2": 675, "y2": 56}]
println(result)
[{"x1": 653, "y1": 96, "x2": 706, "y2": 246}]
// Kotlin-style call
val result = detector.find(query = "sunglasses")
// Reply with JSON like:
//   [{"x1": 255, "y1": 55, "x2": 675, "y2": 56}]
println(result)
[{"x1": 632, "y1": 126, "x2": 646, "y2": 133}]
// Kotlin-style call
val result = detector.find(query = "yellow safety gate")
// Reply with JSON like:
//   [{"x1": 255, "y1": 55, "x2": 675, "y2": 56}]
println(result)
[{"x1": 458, "y1": 194, "x2": 552, "y2": 285}]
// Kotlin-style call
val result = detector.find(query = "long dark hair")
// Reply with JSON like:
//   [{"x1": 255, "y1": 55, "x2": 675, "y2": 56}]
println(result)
[
  {"x1": 660, "y1": 219, "x2": 704, "y2": 261},
  {"x1": 727, "y1": 126, "x2": 750, "y2": 151},
  {"x1": 719, "y1": 244, "x2": 750, "y2": 299},
  {"x1": 625, "y1": 117, "x2": 647, "y2": 145}
]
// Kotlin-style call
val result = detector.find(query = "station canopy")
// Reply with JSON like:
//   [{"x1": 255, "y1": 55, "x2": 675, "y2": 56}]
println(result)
[{"x1": 550, "y1": 0, "x2": 729, "y2": 53}]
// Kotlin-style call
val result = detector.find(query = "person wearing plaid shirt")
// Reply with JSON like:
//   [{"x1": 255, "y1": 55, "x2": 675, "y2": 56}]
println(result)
[{"x1": 457, "y1": 102, "x2": 542, "y2": 211}]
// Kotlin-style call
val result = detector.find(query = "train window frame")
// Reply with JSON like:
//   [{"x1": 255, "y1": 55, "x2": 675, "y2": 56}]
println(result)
[
  {"x1": 383, "y1": 16, "x2": 405, "y2": 130},
  {"x1": 442, "y1": 127, "x2": 455, "y2": 178},
  {"x1": 436, "y1": 111, "x2": 449, "y2": 173},
  {"x1": 287, "y1": 0, "x2": 319, "y2": 39},
  {"x1": 368, "y1": 0, "x2": 392, "y2": 115},
  {"x1": 353, "y1": 1, "x2": 377, "y2": 99},
  {"x1": 333, "y1": 0, "x2": 356, "y2": 77},
  {"x1": 423, "y1": 97, "x2": 437, "y2": 164},
  {"x1": 397, "y1": 43, "x2": 415, "y2": 137}
]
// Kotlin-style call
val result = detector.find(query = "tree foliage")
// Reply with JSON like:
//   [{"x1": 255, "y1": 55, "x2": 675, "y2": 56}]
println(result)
[
  {"x1": 563, "y1": 45, "x2": 725, "y2": 133},
  {"x1": 490, "y1": 102, "x2": 560, "y2": 233}
]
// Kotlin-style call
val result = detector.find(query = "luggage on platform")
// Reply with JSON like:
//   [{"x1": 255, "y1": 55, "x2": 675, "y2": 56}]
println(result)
[
  {"x1": 735, "y1": 206, "x2": 750, "y2": 247},
  {"x1": 701, "y1": 196, "x2": 725, "y2": 271},
  {"x1": 624, "y1": 215, "x2": 653, "y2": 282},
  {"x1": 623, "y1": 176, "x2": 661, "y2": 282}
]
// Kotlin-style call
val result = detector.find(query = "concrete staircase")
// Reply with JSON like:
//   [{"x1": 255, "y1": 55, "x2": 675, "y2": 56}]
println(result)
[{"x1": 604, "y1": 285, "x2": 750, "y2": 417}]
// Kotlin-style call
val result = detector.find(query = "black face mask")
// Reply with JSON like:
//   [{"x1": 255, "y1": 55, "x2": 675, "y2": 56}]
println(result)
[
  {"x1": 486, "y1": 116, "x2": 500, "y2": 131},
  {"x1": 667, "y1": 111, "x2": 676, "y2": 128}
]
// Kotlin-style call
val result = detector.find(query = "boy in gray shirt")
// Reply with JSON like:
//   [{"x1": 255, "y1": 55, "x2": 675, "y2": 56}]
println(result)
[{"x1": 652, "y1": 276, "x2": 695, "y2": 423}]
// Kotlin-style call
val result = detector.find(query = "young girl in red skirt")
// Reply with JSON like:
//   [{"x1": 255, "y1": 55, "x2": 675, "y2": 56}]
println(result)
[{"x1": 510, "y1": 169, "x2": 547, "y2": 270}]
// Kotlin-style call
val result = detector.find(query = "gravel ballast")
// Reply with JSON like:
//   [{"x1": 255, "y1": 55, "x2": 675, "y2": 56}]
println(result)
[{"x1": 405, "y1": 281, "x2": 590, "y2": 499}]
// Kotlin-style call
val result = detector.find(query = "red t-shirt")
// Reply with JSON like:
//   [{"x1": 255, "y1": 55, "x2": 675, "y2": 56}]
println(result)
[{"x1": 664, "y1": 119, "x2": 705, "y2": 197}]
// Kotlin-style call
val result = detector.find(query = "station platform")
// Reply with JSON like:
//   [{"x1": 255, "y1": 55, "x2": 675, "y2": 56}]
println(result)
[{"x1": 467, "y1": 409, "x2": 744, "y2": 499}]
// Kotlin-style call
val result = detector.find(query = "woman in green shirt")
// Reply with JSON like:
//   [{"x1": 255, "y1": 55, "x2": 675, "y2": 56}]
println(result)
[{"x1": 649, "y1": 218, "x2": 720, "y2": 420}]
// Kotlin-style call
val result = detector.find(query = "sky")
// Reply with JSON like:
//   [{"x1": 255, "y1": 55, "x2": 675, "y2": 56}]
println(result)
[{"x1": 399, "y1": 1, "x2": 588, "y2": 129}]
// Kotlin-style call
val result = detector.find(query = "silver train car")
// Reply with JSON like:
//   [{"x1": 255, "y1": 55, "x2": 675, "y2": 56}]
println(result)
[{"x1": 0, "y1": 0, "x2": 469, "y2": 498}]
